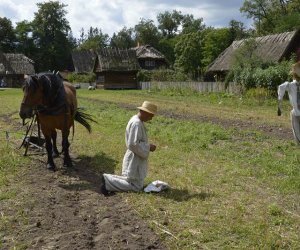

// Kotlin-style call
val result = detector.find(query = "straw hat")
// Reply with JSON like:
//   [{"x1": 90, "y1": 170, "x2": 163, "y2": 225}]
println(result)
[
  {"x1": 137, "y1": 101, "x2": 157, "y2": 115},
  {"x1": 290, "y1": 61, "x2": 300, "y2": 80}
]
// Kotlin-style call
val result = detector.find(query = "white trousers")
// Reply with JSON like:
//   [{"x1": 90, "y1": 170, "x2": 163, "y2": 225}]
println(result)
[
  {"x1": 103, "y1": 173, "x2": 144, "y2": 192},
  {"x1": 291, "y1": 111, "x2": 300, "y2": 145}
]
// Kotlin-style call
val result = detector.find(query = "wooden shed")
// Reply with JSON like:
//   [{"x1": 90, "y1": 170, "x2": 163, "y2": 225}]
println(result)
[
  {"x1": 94, "y1": 48, "x2": 140, "y2": 89},
  {"x1": 206, "y1": 29, "x2": 300, "y2": 79},
  {"x1": 131, "y1": 45, "x2": 168, "y2": 70},
  {"x1": 0, "y1": 52, "x2": 35, "y2": 87}
]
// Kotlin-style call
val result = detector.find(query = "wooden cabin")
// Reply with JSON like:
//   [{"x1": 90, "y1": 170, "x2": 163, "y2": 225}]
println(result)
[
  {"x1": 0, "y1": 52, "x2": 35, "y2": 87},
  {"x1": 206, "y1": 29, "x2": 300, "y2": 80},
  {"x1": 93, "y1": 48, "x2": 140, "y2": 89},
  {"x1": 131, "y1": 45, "x2": 168, "y2": 70}
]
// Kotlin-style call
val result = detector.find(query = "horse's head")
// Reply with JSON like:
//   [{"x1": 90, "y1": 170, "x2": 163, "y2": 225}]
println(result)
[
  {"x1": 19, "y1": 74, "x2": 44, "y2": 122},
  {"x1": 19, "y1": 73, "x2": 64, "y2": 123}
]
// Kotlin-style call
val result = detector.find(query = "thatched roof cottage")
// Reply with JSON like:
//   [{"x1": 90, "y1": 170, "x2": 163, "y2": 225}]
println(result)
[
  {"x1": 206, "y1": 29, "x2": 300, "y2": 79},
  {"x1": 131, "y1": 45, "x2": 168, "y2": 70},
  {"x1": 0, "y1": 52, "x2": 35, "y2": 87},
  {"x1": 93, "y1": 48, "x2": 140, "y2": 89}
]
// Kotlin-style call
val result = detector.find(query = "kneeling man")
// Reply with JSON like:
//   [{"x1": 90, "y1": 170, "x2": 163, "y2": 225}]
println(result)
[{"x1": 101, "y1": 101, "x2": 157, "y2": 195}]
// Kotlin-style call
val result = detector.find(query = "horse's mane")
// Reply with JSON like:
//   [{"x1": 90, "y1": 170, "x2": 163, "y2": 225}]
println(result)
[
  {"x1": 26, "y1": 72, "x2": 65, "y2": 109},
  {"x1": 38, "y1": 73, "x2": 63, "y2": 102}
]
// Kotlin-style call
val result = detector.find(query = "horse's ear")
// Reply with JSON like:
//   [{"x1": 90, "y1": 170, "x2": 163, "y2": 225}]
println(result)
[
  {"x1": 32, "y1": 75, "x2": 38, "y2": 81},
  {"x1": 30, "y1": 75, "x2": 39, "y2": 87}
]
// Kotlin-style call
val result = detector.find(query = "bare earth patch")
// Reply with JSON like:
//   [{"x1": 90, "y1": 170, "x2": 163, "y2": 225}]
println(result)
[{"x1": 1, "y1": 155, "x2": 166, "y2": 249}]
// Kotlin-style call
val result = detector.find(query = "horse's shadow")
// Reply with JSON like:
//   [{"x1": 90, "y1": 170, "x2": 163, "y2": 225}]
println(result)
[{"x1": 57, "y1": 152, "x2": 118, "y2": 194}]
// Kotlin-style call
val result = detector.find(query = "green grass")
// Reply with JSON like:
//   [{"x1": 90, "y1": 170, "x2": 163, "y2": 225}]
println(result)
[{"x1": 1, "y1": 88, "x2": 300, "y2": 249}]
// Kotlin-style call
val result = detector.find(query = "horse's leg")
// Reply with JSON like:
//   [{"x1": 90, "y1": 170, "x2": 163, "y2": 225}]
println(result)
[
  {"x1": 62, "y1": 129, "x2": 72, "y2": 167},
  {"x1": 44, "y1": 133, "x2": 56, "y2": 171},
  {"x1": 51, "y1": 130, "x2": 59, "y2": 158}
]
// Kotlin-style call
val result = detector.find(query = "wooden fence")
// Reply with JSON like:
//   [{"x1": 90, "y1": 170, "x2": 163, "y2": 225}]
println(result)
[{"x1": 139, "y1": 81, "x2": 243, "y2": 94}]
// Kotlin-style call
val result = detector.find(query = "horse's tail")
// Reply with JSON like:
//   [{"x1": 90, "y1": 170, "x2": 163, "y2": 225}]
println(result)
[{"x1": 74, "y1": 108, "x2": 97, "y2": 133}]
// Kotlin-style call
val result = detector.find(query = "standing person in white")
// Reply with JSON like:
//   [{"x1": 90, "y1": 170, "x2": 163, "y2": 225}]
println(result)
[
  {"x1": 101, "y1": 101, "x2": 157, "y2": 195},
  {"x1": 278, "y1": 61, "x2": 300, "y2": 144}
]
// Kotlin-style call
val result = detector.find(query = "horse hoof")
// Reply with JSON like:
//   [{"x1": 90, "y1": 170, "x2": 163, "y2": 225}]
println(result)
[{"x1": 47, "y1": 164, "x2": 56, "y2": 171}]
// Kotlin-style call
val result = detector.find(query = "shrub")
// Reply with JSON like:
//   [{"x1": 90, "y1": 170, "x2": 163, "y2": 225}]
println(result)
[
  {"x1": 245, "y1": 87, "x2": 271, "y2": 105},
  {"x1": 252, "y1": 60, "x2": 293, "y2": 93},
  {"x1": 67, "y1": 72, "x2": 96, "y2": 83}
]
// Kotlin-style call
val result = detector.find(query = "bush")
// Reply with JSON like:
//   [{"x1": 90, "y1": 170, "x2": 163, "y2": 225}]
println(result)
[
  {"x1": 229, "y1": 60, "x2": 293, "y2": 94},
  {"x1": 245, "y1": 87, "x2": 271, "y2": 105},
  {"x1": 252, "y1": 60, "x2": 293, "y2": 93},
  {"x1": 67, "y1": 72, "x2": 96, "y2": 83}
]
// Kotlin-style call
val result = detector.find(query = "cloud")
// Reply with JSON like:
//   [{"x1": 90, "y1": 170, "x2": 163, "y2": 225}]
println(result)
[{"x1": 0, "y1": 0, "x2": 252, "y2": 38}]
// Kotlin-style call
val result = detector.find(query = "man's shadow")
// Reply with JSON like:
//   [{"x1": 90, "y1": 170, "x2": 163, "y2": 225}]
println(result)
[
  {"x1": 58, "y1": 152, "x2": 214, "y2": 201},
  {"x1": 154, "y1": 187, "x2": 214, "y2": 202},
  {"x1": 58, "y1": 152, "x2": 118, "y2": 194}
]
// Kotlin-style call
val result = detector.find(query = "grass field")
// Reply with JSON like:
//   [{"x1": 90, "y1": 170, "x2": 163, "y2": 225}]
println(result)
[{"x1": 1, "y1": 88, "x2": 300, "y2": 249}]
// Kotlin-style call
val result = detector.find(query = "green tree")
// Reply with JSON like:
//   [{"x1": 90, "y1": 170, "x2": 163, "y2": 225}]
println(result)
[
  {"x1": 157, "y1": 10, "x2": 183, "y2": 37},
  {"x1": 181, "y1": 14, "x2": 205, "y2": 34},
  {"x1": 31, "y1": 1, "x2": 74, "y2": 71},
  {"x1": 134, "y1": 18, "x2": 161, "y2": 47},
  {"x1": 15, "y1": 20, "x2": 36, "y2": 57},
  {"x1": 240, "y1": 0, "x2": 300, "y2": 35},
  {"x1": 201, "y1": 28, "x2": 232, "y2": 70},
  {"x1": 174, "y1": 32, "x2": 204, "y2": 79},
  {"x1": 272, "y1": 0, "x2": 300, "y2": 32},
  {"x1": 240, "y1": 0, "x2": 274, "y2": 34},
  {"x1": 228, "y1": 20, "x2": 249, "y2": 42},
  {"x1": 110, "y1": 27, "x2": 135, "y2": 48},
  {"x1": 78, "y1": 27, "x2": 109, "y2": 50},
  {"x1": 158, "y1": 36, "x2": 180, "y2": 67},
  {"x1": 0, "y1": 17, "x2": 16, "y2": 52}
]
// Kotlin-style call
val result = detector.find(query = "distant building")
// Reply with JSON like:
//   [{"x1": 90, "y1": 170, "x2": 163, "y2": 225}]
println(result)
[
  {"x1": 71, "y1": 45, "x2": 168, "y2": 89},
  {"x1": 206, "y1": 29, "x2": 300, "y2": 80},
  {"x1": 131, "y1": 45, "x2": 168, "y2": 70},
  {"x1": 93, "y1": 48, "x2": 140, "y2": 89},
  {"x1": 0, "y1": 52, "x2": 35, "y2": 87}
]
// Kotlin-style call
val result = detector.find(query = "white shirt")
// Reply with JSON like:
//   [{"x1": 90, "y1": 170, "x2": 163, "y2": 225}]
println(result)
[
  {"x1": 278, "y1": 80, "x2": 300, "y2": 116},
  {"x1": 122, "y1": 115, "x2": 150, "y2": 181}
]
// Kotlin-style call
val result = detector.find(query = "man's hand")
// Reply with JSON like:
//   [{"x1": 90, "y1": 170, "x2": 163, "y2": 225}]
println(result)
[
  {"x1": 150, "y1": 144, "x2": 156, "y2": 152},
  {"x1": 277, "y1": 107, "x2": 282, "y2": 116}
]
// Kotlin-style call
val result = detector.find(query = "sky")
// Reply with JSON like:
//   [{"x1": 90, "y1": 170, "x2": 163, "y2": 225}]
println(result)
[{"x1": 0, "y1": 0, "x2": 253, "y2": 38}]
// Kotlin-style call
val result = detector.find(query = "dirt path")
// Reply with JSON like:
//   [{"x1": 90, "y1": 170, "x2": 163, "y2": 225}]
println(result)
[
  {"x1": 0, "y1": 103, "x2": 294, "y2": 249},
  {"x1": 99, "y1": 99, "x2": 293, "y2": 141},
  {"x1": 1, "y1": 154, "x2": 166, "y2": 249}
]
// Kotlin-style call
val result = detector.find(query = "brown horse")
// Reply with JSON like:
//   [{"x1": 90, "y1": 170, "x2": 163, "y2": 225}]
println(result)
[{"x1": 19, "y1": 72, "x2": 94, "y2": 170}]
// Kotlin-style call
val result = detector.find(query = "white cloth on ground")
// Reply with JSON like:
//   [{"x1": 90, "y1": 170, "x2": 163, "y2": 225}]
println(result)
[{"x1": 144, "y1": 180, "x2": 169, "y2": 193}]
